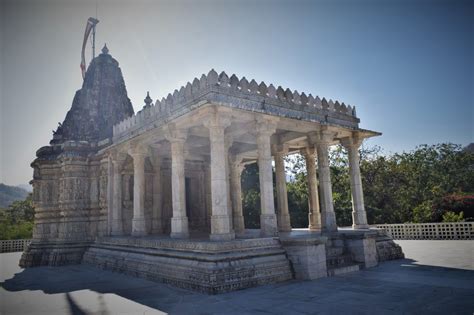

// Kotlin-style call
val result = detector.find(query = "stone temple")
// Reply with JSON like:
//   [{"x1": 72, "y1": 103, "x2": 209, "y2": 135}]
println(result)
[{"x1": 21, "y1": 45, "x2": 403, "y2": 294}]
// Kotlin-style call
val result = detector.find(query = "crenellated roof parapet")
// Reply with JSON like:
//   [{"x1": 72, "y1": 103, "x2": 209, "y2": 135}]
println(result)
[{"x1": 112, "y1": 69, "x2": 359, "y2": 142}]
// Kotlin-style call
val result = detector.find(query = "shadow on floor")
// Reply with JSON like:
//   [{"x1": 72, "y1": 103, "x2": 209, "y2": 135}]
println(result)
[{"x1": 2, "y1": 258, "x2": 474, "y2": 314}]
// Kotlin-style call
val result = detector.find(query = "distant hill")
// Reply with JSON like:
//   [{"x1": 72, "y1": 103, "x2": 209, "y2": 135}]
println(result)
[
  {"x1": 463, "y1": 143, "x2": 474, "y2": 153},
  {"x1": 0, "y1": 183, "x2": 29, "y2": 208},
  {"x1": 17, "y1": 184, "x2": 33, "y2": 193}
]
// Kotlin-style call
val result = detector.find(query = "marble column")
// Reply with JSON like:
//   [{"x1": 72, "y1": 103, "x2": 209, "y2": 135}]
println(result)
[
  {"x1": 111, "y1": 157, "x2": 124, "y2": 235},
  {"x1": 205, "y1": 113, "x2": 234, "y2": 241},
  {"x1": 107, "y1": 155, "x2": 114, "y2": 235},
  {"x1": 130, "y1": 149, "x2": 147, "y2": 236},
  {"x1": 204, "y1": 162, "x2": 212, "y2": 229},
  {"x1": 273, "y1": 145, "x2": 292, "y2": 232},
  {"x1": 229, "y1": 156, "x2": 245, "y2": 234},
  {"x1": 257, "y1": 122, "x2": 278, "y2": 236},
  {"x1": 302, "y1": 147, "x2": 321, "y2": 231},
  {"x1": 341, "y1": 137, "x2": 369, "y2": 229},
  {"x1": 315, "y1": 130, "x2": 338, "y2": 233},
  {"x1": 123, "y1": 175, "x2": 131, "y2": 201},
  {"x1": 151, "y1": 154, "x2": 163, "y2": 234},
  {"x1": 169, "y1": 132, "x2": 189, "y2": 238},
  {"x1": 224, "y1": 135, "x2": 234, "y2": 229}
]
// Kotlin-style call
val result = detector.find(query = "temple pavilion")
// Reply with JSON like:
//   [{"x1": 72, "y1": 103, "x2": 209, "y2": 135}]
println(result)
[{"x1": 21, "y1": 45, "x2": 403, "y2": 294}]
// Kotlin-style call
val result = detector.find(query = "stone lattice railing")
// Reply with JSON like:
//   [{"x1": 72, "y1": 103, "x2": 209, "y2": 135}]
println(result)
[
  {"x1": 376, "y1": 222, "x2": 474, "y2": 240},
  {"x1": 0, "y1": 239, "x2": 32, "y2": 253},
  {"x1": 113, "y1": 70, "x2": 357, "y2": 140}
]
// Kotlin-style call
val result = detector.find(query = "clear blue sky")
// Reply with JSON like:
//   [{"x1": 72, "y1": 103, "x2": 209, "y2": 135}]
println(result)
[{"x1": 1, "y1": 0, "x2": 473, "y2": 186}]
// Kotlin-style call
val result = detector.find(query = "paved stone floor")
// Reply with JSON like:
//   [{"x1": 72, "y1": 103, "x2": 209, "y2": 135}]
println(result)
[{"x1": 1, "y1": 240, "x2": 473, "y2": 315}]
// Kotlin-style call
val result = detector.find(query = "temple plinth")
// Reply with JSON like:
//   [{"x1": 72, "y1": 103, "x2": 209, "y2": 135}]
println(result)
[{"x1": 21, "y1": 49, "x2": 404, "y2": 293}]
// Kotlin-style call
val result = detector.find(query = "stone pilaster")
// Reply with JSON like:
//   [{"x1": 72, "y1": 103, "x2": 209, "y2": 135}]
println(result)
[
  {"x1": 341, "y1": 136, "x2": 369, "y2": 229},
  {"x1": 272, "y1": 145, "x2": 292, "y2": 232},
  {"x1": 256, "y1": 119, "x2": 278, "y2": 237},
  {"x1": 302, "y1": 146, "x2": 321, "y2": 231},
  {"x1": 129, "y1": 146, "x2": 147, "y2": 236},
  {"x1": 229, "y1": 155, "x2": 245, "y2": 234},
  {"x1": 111, "y1": 154, "x2": 125, "y2": 236},
  {"x1": 204, "y1": 112, "x2": 234, "y2": 241},
  {"x1": 167, "y1": 129, "x2": 189, "y2": 239},
  {"x1": 204, "y1": 161, "x2": 212, "y2": 229},
  {"x1": 107, "y1": 155, "x2": 114, "y2": 235},
  {"x1": 314, "y1": 130, "x2": 337, "y2": 233},
  {"x1": 150, "y1": 153, "x2": 163, "y2": 234},
  {"x1": 224, "y1": 134, "x2": 234, "y2": 228}
]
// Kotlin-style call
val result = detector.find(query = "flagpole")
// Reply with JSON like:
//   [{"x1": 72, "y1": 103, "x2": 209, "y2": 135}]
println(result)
[{"x1": 92, "y1": 24, "x2": 96, "y2": 59}]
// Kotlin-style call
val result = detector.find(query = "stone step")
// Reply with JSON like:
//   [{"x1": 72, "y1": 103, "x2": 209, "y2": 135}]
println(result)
[
  {"x1": 326, "y1": 246, "x2": 344, "y2": 257},
  {"x1": 327, "y1": 264, "x2": 360, "y2": 277},
  {"x1": 326, "y1": 239, "x2": 344, "y2": 248},
  {"x1": 326, "y1": 254, "x2": 353, "y2": 268},
  {"x1": 82, "y1": 237, "x2": 293, "y2": 294}
]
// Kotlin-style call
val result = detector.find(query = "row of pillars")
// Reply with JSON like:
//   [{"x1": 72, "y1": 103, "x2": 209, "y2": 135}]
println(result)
[
  {"x1": 107, "y1": 115, "x2": 369, "y2": 240},
  {"x1": 274, "y1": 131, "x2": 369, "y2": 234}
]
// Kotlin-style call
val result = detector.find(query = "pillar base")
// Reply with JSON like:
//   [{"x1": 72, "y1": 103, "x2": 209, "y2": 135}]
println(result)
[
  {"x1": 278, "y1": 214, "x2": 292, "y2": 232},
  {"x1": 132, "y1": 218, "x2": 147, "y2": 236},
  {"x1": 211, "y1": 215, "x2": 233, "y2": 235},
  {"x1": 151, "y1": 218, "x2": 163, "y2": 234},
  {"x1": 321, "y1": 212, "x2": 337, "y2": 233},
  {"x1": 352, "y1": 211, "x2": 369, "y2": 230},
  {"x1": 308, "y1": 212, "x2": 321, "y2": 231},
  {"x1": 171, "y1": 216, "x2": 189, "y2": 238},
  {"x1": 278, "y1": 226, "x2": 292, "y2": 233},
  {"x1": 260, "y1": 214, "x2": 278, "y2": 237},
  {"x1": 210, "y1": 232, "x2": 235, "y2": 241},
  {"x1": 233, "y1": 215, "x2": 245, "y2": 235},
  {"x1": 111, "y1": 219, "x2": 124, "y2": 236},
  {"x1": 170, "y1": 232, "x2": 190, "y2": 239}
]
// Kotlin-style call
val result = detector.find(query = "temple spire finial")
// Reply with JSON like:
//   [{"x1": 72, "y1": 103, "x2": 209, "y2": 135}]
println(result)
[
  {"x1": 144, "y1": 91, "x2": 153, "y2": 108},
  {"x1": 101, "y1": 43, "x2": 109, "y2": 55}
]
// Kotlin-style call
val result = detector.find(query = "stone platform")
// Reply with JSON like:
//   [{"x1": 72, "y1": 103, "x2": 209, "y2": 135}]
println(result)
[
  {"x1": 82, "y1": 235, "x2": 293, "y2": 294},
  {"x1": 78, "y1": 228, "x2": 403, "y2": 294}
]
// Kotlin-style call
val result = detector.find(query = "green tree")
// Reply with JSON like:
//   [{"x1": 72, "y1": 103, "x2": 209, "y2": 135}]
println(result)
[
  {"x1": 442, "y1": 211, "x2": 464, "y2": 222},
  {"x1": 0, "y1": 194, "x2": 35, "y2": 239}
]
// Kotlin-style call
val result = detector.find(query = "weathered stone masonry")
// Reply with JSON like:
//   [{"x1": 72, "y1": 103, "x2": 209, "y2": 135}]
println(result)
[{"x1": 21, "y1": 45, "x2": 403, "y2": 293}]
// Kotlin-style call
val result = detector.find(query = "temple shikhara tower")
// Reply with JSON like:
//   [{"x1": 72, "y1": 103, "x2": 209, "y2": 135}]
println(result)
[{"x1": 21, "y1": 45, "x2": 403, "y2": 293}]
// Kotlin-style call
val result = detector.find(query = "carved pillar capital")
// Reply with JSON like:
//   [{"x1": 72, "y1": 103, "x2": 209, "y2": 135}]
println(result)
[
  {"x1": 272, "y1": 144, "x2": 289, "y2": 157},
  {"x1": 229, "y1": 153, "x2": 243, "y2": 166},
  {"x1": 340, "y1": 134, "x2": 363, "y2": 150},
  {"x1": 202, "y1": 110, "x2": 232, "y2": 130},
  {"x1": 128, "y1": 142, "x2": 148, "y2": 158},
  {"x1": 224, "y1": 134, "x2": 234, "y2": 151},
  {"x1": 301, "y1": 146, "x2": 316, "y2": 159},
  {"x1": 255, "y1": 116, "x2": 277, "y2": 139},
  {"x1": 164, "y1": 124, "x2": 188, "y2": 143}
]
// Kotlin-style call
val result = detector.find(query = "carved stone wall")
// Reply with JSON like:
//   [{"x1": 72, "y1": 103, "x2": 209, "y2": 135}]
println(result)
[{"x1": 21, "y1": 146, "x2": 108, "y2": 267}]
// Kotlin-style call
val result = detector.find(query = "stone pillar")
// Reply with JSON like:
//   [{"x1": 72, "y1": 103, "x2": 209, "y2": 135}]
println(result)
[
  {"x1": 224, "y1": 135, "x2": 234, "y2": 229},
  {"x1": 273, "y1": 145, "x2": 292, "y2": 232},
  {"x1": 302, "y1": 147, "x2": 321, "y2": 231},
  {"x1": 205, "y1": 113, "x2": 234, "y2": 241},
  {"x1": 341, "y1": 136, "x2": 369, "y2": 229},
  {"x1": 129, "y1": 147, "x2": 147, "y2": 236},
  {"x1": 315, "y1": 130, "x2": 337, "y2": 233},
  {"x1": 123, "y1": 174, "x2": 131, "y2": 201},
  {"x1": 168, "y1": 130, "x2": 189, "y2": 239},
  {"x1": 256, "y1": 120, "x2": 278, "y2": 236},
  {"x1": 111, "y1": 156, "x2": 124, "y2": 235},
  {"x1": 229, "y1": 155, "x2": 245, "y2": 234},
  {"x1": 204, "y1": 162, "x2": 212, "y2": 229},
  {"x1": 150, "y1": 153, "x2": 163, "y2": 234},
  {"x1": 107, "y1": 155, "x2": 114, "y2": 235}
]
